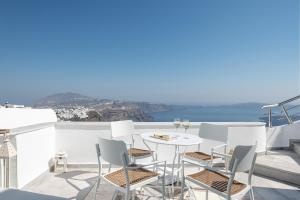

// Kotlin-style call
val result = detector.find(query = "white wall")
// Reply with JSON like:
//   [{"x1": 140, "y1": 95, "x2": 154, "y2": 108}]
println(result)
[
  {"x1": 0, "y1": 108, "x2": 57, "y2": 189},
  {"x1": 55, "y1": 129, "x2": 111, "y2": 164},
  {"x1": 0, "y1": 108, "x2": 269, "y2": 189},
  {"x1": 228, "y1": 126, "x2": 266, "y2": 152},
  {"x1": 267, "y1": 120, "x2": 300, "y2": 147},
  {"x1": 55, "y1": 127, "x2": 202, "y2": 165},
  {"x1": 55, "y1": 122, "x2": 267, "y2": 165},
  {"x1": 15, "y1": 126, "x2": 55, "y2": 188}
]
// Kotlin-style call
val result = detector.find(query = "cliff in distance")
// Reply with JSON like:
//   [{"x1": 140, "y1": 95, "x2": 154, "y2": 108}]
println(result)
[{"x1": 34, "y1": 92, "x2": 169, "y2": 122}]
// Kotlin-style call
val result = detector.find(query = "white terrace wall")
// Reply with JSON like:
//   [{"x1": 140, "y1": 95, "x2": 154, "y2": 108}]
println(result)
[
  {"x1": 55, "y1": 122, "x2": 266, "y2": 165},
  {"x1": 0, "y1": 108, "x2": 57, "y2": 188},
  {"x1": 0, "y1": 108, "x2": 268, "y2": 189},
  {"x1": 0, "y1": 108, "x2": 57, "y2": 129},
  {"x1": 14, "y1": 126, "x2": 56, "y2": 188},
  {"x1": 266, "y1": 120, "x2": 300, "y2": 148}
]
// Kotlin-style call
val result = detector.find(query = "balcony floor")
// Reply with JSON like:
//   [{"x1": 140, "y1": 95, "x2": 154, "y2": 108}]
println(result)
[{"x1": 22, "y1": 167, "x2": 300, "y2": 200}]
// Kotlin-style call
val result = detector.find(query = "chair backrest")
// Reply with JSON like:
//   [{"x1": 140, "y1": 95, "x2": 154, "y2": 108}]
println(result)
[
  {"x1": 95, "y1": 143, "x2": 100, "y2": 162},
  {"x1": 111, "y1": 120, "x2": 135, "y2": 138},
  {"x1": 228, "y1": 144, "x2": 257, "y2": 173},
  {"x1": 95, "y1": 143, "x2": 101, "y2": 174},
  {"x1": 198, "y1": 123, "x2": 228, "y2": 143},
  {"x1": 98, "y1": 137, "x2": 130, "y2": 166}
]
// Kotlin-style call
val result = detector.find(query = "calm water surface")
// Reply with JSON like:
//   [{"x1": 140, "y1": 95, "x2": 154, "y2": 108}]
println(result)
[{"x1": 150, "y1": 104, "x2": 265, "y2": 122}]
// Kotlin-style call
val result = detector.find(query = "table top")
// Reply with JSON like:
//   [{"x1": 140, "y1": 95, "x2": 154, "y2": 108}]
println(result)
[{"x1": 141, "y1": 131, "x2": 202, "y2": 146}]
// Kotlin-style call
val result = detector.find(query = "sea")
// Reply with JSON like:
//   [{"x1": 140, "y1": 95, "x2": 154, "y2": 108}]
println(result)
[{"x1": 150, "y1": 103, "x2": 275, "y2": 123}]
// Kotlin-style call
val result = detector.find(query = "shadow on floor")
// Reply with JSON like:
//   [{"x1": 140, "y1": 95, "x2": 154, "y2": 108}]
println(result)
[
  {"x1": 55, "y1": 170, "x2": 98, "y2": 200},
  {"x1": 53, "y1": 170, "x2": 300, "y2": 200},
  {"x1": 247, "y1": 186, "x2": 300, "y2": 200},
  {"x1": 0, "y1": 189, "x2": 68, "y2": 200}
]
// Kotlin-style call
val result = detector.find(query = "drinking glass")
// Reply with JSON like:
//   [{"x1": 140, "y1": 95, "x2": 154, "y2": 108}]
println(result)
[
  {"x1": 182, "y1": 119, "x2": 190, "y2": 133},
  {"x1": 173, "y1": 118, "x2": 181, "y2": 130}
]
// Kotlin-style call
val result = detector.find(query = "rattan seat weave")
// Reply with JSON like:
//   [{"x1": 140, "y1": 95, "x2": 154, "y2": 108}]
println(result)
[
  {"x1": 184, "y1": 151, "x2": 217, "y2": 161},
  {"x1": 128, "y1": 148, "x2": 152, "y2": 157},
  {"x1": 105, "y1": 168, "x2": 159, "y2": 187},
  {"x1": 188, "y1": 169, "x2": 246, "y2": 195}
]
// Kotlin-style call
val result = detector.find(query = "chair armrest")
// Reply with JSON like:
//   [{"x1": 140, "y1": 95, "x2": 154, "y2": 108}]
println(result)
[
  {"x1": 182, "y1": 159, "x2": 233, "y2": 176},
  {"x1": 211, "y1": 151, "x2": 232, "y2": 159},
  {"x1": 131, "y1": 133, "x2": 140, "y2": 136},
  {"x1": 127, "y1": 160, "x2": 166, "y2": 169},
  {"x1": 131, "y1": 132, "x2": 143, "y2": 142},
  {"x1": 182, "y1": 158, "x2": 210, "y2": 168},
  {"x1": 131, "y1": 133, "x2": 144, "y2": 147},
  {"x1": 125, "y1": 143, "x2": 133, "y2": 149},
  {"x1": 212, "y1": 143, "x2": 227, "y2": 151}
]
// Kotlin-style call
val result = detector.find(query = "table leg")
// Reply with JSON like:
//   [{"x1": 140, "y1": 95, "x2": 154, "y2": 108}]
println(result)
[
  {"x1": 155, "y1": 143, "x2": 158, "y2": 161},
  {"x1": 177, "y1": 146, "x2": 181, "y2": 186},
  {"x1": 176, "y1": 145, "x2": 188, "y2": 187},
  {"x1": 171, "y1": 145, "x2": 179, "y2": 197}
]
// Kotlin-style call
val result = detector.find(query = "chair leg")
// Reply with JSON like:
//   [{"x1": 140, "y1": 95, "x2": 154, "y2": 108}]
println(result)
[
  {"x1": 95, "y1": 176, "x2": 101, "y2": 192},
  {"x1": 111, "y1": 190, "x2": 118, "y2": 200},
  {"x1": 162, "y1": 177, "x2": 166, "y2": 200},
  {"x1": 206, "y1": 190, "x2": 208, "y2": 200},
  {"x1": 250, "y1": 186, "x2": 255, "y2": 200},
  {"x1": 125, "y1": 191, "x2": 130, "y2": 200},
  {"x1": 132, "y1": 190, "x2": 136, "y2": 200},
  {"x1": 94, "y1": 176, "x2": 101, "y2": 200},
  {"x1": 185, "y1": 180, "x2": 196, "y2": 200},
  {"x1": 180, "y1": 176, "x2": 185, "y2": 200}
]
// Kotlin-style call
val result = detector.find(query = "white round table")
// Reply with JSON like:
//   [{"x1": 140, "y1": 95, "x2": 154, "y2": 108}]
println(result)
[
  {"x1": 141, "y1": 131, "x2": 202, "y2": 194},
  {"x1": 141, "y1": 131, "x2": 202, "y2": 146}
]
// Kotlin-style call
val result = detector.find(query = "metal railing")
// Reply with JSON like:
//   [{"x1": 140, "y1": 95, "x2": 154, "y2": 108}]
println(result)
[{"x1": 262, "y1": 95, "x2": 300, "y2": 127}]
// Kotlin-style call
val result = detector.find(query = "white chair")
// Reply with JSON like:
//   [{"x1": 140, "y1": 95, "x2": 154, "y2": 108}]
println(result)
[
  {"x1": 94, "y1": 138, "x2": 166, "y2": 200},
  {"x1": 111, "y1": 120, "x2": 154, "y2": 162},
  {"x1": 183, "y1": 123, "x2": 229, "y2": 167},
  {"x1": 181, "y1": 144, "x2": 257, "y2": 200}
]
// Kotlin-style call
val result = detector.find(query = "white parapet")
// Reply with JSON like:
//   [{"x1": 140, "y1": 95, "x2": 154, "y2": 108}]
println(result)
[
  {"x1": 55, "y1": 122, "x2": 267, "y2": 165},
  {"x1": 0, "y1": 108, "x2": 268, "y2": 189},
  {"x1": 266, "y1": 120, "x2": 300, "y2": 148},
  {"x1": 228, "y1": 126, "x2": 266, "y2": 152},
  {"x1": 0, "y1": 108, "x2": 57, "y2": 129},
  {"x1": 0, "y1": 108, "x2": 57, "y2": 188}
]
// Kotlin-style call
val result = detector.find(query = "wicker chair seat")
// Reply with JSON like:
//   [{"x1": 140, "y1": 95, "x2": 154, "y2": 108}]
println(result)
[
  {"x1": 128, "y1": 148, "x2": 152, "y2": 157},
  {"x1": 104, "y1": 168, "x2": 159, "y2": 187},
  {"x1": 184, "y1": 151, "x2": 217, "y2": 161},
  {"x1": 188, "y1": 169, "x2": 246, "y2": 195}
]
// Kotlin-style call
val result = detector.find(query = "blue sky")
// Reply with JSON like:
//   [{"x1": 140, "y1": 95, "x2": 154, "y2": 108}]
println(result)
[{"x1": 0, "y1": 0, "x2": 299, "y2": 105}]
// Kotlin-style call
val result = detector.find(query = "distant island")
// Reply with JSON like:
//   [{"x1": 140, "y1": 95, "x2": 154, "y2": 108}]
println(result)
[{"x1": 34, "y1": 92, "x2": 169, "y2": 122}]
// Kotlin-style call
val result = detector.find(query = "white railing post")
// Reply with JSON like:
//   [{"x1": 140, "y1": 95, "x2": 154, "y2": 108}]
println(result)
[
  {"x1": 281, "y1": 105, "x2": 293, "y2": 124},
  {"x1": 268, "y1": 108, "x2": 272, "y2": 128},
  {"x1": 262, "y1": 95, "x2": 300, "y2": 127}
]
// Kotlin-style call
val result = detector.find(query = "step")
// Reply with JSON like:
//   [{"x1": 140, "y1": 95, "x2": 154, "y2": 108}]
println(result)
[
  {"x1": 254, "y1": 150, "x2": 300, "y2": 186},
  {"x1": 292, "y1": 142, "x2": 300, "y2": 156}
]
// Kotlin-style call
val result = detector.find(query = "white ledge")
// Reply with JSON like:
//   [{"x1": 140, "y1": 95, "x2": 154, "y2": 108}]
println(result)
[
  {"x1": 10, "y1": 122, "x2": 56, "y2": 136},
  {"x1": 55, "y1": 121, "x2": 266, "y2": 130},
  {"x1": 0, "y1": 108, "x2": 57, "y2": 129}
]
